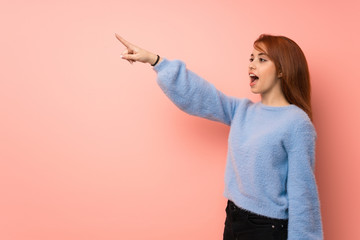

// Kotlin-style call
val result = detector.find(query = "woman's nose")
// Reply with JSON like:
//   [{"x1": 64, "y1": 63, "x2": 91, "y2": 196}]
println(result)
[{"x1": 249, "y1": 63, "x2": 255, "y2": 70}]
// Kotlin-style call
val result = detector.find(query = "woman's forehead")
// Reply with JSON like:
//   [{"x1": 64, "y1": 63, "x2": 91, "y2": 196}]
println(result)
[
  {"x1": 251, "y1": 48, "x2": 268, "y2": 56},
  {"x1": 252, "y1": 42, "x2": 268, "y2": 55}
]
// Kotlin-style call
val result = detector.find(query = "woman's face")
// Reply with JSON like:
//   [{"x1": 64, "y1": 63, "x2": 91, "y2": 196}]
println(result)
[{"x1": 248, "y1": 44, "x2": 282, "y2": 95}]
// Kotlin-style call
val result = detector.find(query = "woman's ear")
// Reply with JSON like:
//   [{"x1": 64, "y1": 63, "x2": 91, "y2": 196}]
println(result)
[{"x1": 278, "y1": 72, "x2": 283, "y2": 78}]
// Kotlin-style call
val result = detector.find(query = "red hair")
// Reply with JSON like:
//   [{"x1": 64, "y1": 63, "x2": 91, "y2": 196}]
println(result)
[{"x1": 254, "y1": 34, "x2": 313, "y2": 121}]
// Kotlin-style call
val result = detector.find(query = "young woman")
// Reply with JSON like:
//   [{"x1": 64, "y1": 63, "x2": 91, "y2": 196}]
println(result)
[{"x1": 115, "y1": 33, "x2": 323, "y2": 240}]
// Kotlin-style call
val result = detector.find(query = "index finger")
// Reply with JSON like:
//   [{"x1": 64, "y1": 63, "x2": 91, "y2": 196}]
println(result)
[{"x1": 115, "y1": 33, "x2": 132, "y2": 48}]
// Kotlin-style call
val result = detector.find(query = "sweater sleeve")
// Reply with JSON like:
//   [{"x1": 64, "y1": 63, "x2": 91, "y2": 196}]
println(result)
[
  {"x1": 285, "y1": 119, "x2": 323, "y2": 239},
  {"x1": 153, "y1": 58, "x2": 238, "y2": 126}
]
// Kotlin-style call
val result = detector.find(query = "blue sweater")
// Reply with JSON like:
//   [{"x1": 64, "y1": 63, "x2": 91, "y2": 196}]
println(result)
[{"x1": 153, "y1": 58, "x2": 323, "y2": 239}]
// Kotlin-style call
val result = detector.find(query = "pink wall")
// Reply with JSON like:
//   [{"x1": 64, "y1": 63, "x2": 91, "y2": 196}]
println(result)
[{"x1": 1, "y1": 0, "x2": 359, "y2": 239}]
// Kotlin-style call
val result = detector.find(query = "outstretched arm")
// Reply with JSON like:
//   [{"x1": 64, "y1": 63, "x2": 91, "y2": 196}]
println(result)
[{"x1": 115, "y1": 34, "x2": 238, "y2": 125}]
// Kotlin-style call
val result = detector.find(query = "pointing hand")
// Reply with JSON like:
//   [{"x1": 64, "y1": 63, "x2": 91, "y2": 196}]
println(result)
[{"x1": 115, "y1": 33, "x2": 161, "y2": 66}]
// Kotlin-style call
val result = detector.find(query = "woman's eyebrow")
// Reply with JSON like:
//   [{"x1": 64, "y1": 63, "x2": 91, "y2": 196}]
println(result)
[{"x1": 250, "y1": 53, "x2": 268, "y2": 57}]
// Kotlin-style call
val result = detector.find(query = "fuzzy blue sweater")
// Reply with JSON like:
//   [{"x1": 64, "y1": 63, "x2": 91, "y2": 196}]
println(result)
[{"x1": 153, "y1": 58, "x2": 323, "y2": 239}]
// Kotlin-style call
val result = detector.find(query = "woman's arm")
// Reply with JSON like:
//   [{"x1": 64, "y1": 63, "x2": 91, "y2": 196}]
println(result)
[
  {"x1": 115, "y1": 34, "x2": 238, "y2": 125},
  {"x1": 153, "y1": 58, "x2": 237, "y2": 125},
  {"x1": 285, "y1": 120, "x2": 323, "y2": 239}
]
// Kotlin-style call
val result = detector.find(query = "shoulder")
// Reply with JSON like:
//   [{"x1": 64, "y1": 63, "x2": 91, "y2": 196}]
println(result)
[
  {"x1": 285, "y1": 106, "x2": 317, "y2": 141},
  {"x1": 290, "y1": 106, "x2": 315, "y2": 130},
  {"x1": 233, "y1": 97, "x2": 254, "y2": 111},
  {"x1": 236, "y1": 97, "x2": 253, "y2": 106}
]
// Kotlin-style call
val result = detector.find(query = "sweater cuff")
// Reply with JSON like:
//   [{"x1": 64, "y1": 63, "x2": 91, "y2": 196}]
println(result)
[{"x1": 153, "y1": 58, "x2": 169, "y2": 73}]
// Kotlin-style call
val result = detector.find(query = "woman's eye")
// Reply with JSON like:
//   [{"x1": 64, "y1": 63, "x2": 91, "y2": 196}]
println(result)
[
  {"x1": 249, "y1": 58, "x2": 254, "y2": 62},
  {"x1": 260, "y1": 58, "x2": 267, "y2": 62}
]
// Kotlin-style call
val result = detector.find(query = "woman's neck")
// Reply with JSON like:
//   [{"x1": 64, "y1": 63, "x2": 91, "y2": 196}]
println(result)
[{"x1": 261, "y1": 91, "x2": 290, "y2": 107}]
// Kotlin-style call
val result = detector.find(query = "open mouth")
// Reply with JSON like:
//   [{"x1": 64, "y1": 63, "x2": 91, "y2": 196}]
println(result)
[{"x1": 249, "y1": 73, "x2": 259, "y2": 86}]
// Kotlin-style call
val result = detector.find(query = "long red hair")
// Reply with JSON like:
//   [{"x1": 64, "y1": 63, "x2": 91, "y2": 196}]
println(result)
[{"x1": 254, "y1": 34, "x2": 313, "y2": 121}]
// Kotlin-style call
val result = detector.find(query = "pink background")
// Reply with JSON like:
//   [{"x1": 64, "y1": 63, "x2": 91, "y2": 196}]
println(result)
[{"x1": 1, "y1": 0, "x2": 359, "y2": 239}]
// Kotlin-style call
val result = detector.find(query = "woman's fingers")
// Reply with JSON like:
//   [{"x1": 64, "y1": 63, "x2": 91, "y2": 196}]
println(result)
[
  {"x1": 116, "y1": 34, "x2": 139, "y2": 64},
  {"x1": 115, "y1": 33, "x2": 153, "y2": 64},
  {"x1": 115, "y1": 33, "x2": 133, "y2": 48},
  {"x1": 122, "y1": 53, "x2": 138, "y2": 61},
  {"x1": 116, "y1": 36, "x2": 131, "y2": 63},
  {"x1": 120, "y1": 49, "x2": 134, "y2": 64}
]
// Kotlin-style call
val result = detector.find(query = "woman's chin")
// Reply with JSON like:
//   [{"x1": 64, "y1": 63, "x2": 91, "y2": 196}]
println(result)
[{"x1": 250, "y1": 88, "x2": 260, "y2": 94}]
